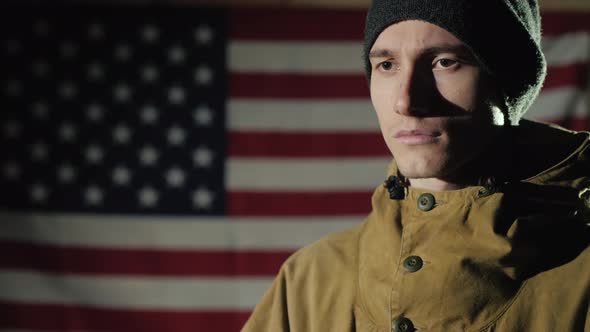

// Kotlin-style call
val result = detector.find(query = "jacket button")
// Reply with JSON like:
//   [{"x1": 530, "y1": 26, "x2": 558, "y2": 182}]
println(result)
[
  {"x1": 417, "y1": 193, "x2": 435, "y2": 211},
  {"x1": 403, "y1": 255, "x2": 423, "y2": 272},
  {"x1": 392, "y1": 316, "x2": 415, "y2": 332}
]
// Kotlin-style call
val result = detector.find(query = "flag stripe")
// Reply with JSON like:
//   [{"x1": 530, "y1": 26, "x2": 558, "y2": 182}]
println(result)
[
  {"x1": 544, "y1": 62, "x2": 589, "y2": 90},
  {"x1": 226, "y1": 158, "x2": 389, "y2": 190},
  {"x1": 228, "y1": 132, "x2": 388, "y2": 157},
  {"x1": 229, "y1": 10, "x2": 590, "y2": 40},
  {"x1": 0, "y1": 302, "x2": 250, "y2": 332},
  {"x1": 0, "y1": 271, "x2": 271, "y2": 309},
  {"x1": 229, "y1": 41, "x2": 363, "y2": 73},
  {"x1": 542, "y1": 31, "x2": 590, "y2": 66},
  {"x1": 230, "y1": 9, "x2": 364, "y2": 41},
  {"x1": 541, "y1": 12, "x2": 590, "y2": 36},
  {"x1": 230, "y1": 64, "x2": 585, "y2": 99},
  {"x1": 230, "y1": 73, "x2": 368, "y2": 99},
  {"x1": 228, "y1": 191, "x2": 373, "y2": 216},
  {"x1": 229, "y1": 32, "x2": 589, "y2": 73},
  {"x1": 528, "y1": 87, "x2": 589, "y2": 119},
  {"x1": 0, "y1": 242, "x2": 289, "y2": 277},
  {"x1": 227, "y1": 99, "x2": 378, "y2": 132},
  {"x1": 228, "y1": 88, "x2": 588, "y2": 133},
  {"x1": 0, "y1": 213, "x2": 359, "y2": 249}
]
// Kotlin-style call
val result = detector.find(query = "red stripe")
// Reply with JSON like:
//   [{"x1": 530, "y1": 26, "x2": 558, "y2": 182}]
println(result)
[
  {"x1": 230, "y1": 8, "x2": 365, "y2": 41},
  {"x1": 543, "y1": 62, "x2": 589, "y2": 91},
  {"x1": 229, "y1": 131, "x2": 388, "y2": 157},
  {"x1": 541, "y1": 12, "x2": 590, "y2": 36},
  {"x1": 230, "y1": 10, "x2": 589, "y2": 41},
  {"x1": 0, "y1": 241, "x2": 289, "y2": 277},
  {"x1": 230, "y1": 73, "x2": 369, "y2": 99},
  {"x1": 230, "y1": 64, "x2": 584, "y2": 99},
  {"x1": 228, "y1": 191, "x2": 372, "y2": 216},
  {"x1": 0, "y1": 302, "x2": 250, "y2": 331}
]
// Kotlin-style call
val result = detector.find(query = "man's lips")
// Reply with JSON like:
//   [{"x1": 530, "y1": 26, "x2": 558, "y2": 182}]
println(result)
[{"x1": 394, "y1": 130, "x2": 441, "y2": 145}]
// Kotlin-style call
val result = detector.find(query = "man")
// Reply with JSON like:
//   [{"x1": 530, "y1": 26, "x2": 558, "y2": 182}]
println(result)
[{"x1": 242, "y1": 1, "x2": 590, "y2": 331}]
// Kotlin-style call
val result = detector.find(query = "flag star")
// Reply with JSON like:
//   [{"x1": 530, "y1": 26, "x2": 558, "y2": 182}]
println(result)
[
  {"x1": 4, "y1": 39, "x2": 22, "y2": 55},
  {"x1": 168, "y1": 45, "x2": 186, "y2": 63},
  {"x1": 167, "y1": 126, "x2": 186, "y2": 145},
  {"x1": 85, "y1": 186, "x2": 104, "y2": 206},
  {"x1": 168, "y1": 85, "x2": 185, "y2": 105},
  {"x1": 114, "y1": 43, "x2": 132, "y2": 61},
  {"x1": 57, "y1": 164, "x2": 76, "y2": 183},
  {"x1": 141, "y1": 65, "x2": 159, "y2": 83},
  {"x1": 58, "y1": 81, "x2": 77, "y2": 99},
  {"x1": 34, "y1": 20, "x2": 50, "y2": 36},
  {"x1": 32, "y1": 60, "x2": 50, "y2": 77},
  {"x1": 3, "y1": 120, "x2": 22, "y2": 139},
  {"x1": 31, "y1": 184, "x2": 49, "y2": 203},
  {"x1": 142, "y1": 25, "x2": 159, "y2": 43},
  {"x1": 31, "y1": 142, "x2": 49, "y2": 161},
  {"x1": 87, "y1": 62, "x2": 104, "y2": 81},
  {"x1": 86, "y1": 144, "x2": 104, "y2": 164},
  {"x1": 192, "y1": 187, "x2": 214, "y2": 209},
  {"x1": 60, "y1": 41, "x2": 77, "y2": 58},
  {"x1": 194, "y1": 105, "x2": 213, "y2": 126},
  {"x1": 141, "y1": 105, "x2": 159, "y2": 124},
  {"x1": 195, "y1": 25, "x2": 213, "y2": 45},
  {"x1": 138, "y1": 186, "x2": 159, "y2": 208},
  {"x1": 113, "y1": 124, "x2": 131, "y2": 144},
  {"x1": 31, "y1": 102, "x2": 50, "y2": 119},
  {"x1": 114, "y1": 83, "x2": 131, "y2": 102},
  {"x1": 139, "y1": 145, "x2": 159, "y2": 166},
  {"x1": 88, "y1": 22, "x2": 104, "y2": 40},
  {"x1": 112, "y1": 166, "x2": 132, "y2": 186},
  {"x1": 195, "y1": 65, "x2": 213, "y2": 85},
  {"x1": 166, "y1": 167, "x2": 186, "y2": 187},
  {"x1": 2, "y1": 162, "x2": 20, "y2": 180},
  {"x1": 58, "y1": 122, "x2": 77, "y2": 142},
  {"x1": 193, "y1": 146, "x2": 214, "y2": 168},
  {"x1": 3, "y1": 80, "x2": 23, "y2": 97},
  {"x1": 87, "y1": 103, "x2": 104, "y2": 122}
]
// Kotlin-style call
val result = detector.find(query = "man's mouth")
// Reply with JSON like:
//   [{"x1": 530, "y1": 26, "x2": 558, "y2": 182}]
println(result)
[{"x1": 394, "y1": 129, "x2": 441, "y2": 145}]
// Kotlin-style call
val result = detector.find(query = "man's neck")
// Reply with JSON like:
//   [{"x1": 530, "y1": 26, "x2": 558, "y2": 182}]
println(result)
[{"x1": 407, "y1": 177, "x2": 467, "y2": 192}]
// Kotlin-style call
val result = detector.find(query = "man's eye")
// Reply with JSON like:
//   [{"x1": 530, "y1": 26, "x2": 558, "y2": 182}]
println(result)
[
  {"x1": 434, "y1": 58, "x2": 458, "y2": 69},
  {"x1": 378, "y1": 61, "x2": 394, "y2": 71}
]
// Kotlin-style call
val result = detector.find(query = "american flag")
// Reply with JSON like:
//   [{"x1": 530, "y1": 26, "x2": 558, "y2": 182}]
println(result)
[{"x1": 0, "y1": 4, "x2": 588, "y2": 331}]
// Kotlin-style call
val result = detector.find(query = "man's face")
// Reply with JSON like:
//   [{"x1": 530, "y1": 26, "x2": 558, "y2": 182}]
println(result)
[{"x1": 369, "y1": 20, "x2": 504, "y2": 181}]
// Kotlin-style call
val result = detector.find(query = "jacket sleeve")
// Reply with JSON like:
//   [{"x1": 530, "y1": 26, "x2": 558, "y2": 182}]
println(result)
[{"x1": 241, "y1": 263, "x2": 291, "y2": 332}]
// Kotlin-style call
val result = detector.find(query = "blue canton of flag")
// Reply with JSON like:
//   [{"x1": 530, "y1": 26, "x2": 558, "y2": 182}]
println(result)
[{"x1": 0, "y1": 5, "x2": 227, "y2": 215}]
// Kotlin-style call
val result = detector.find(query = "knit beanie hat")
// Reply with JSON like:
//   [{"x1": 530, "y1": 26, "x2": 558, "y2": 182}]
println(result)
[{"x1": 363, "y1": 0, "x2": 547, "y2": 125}]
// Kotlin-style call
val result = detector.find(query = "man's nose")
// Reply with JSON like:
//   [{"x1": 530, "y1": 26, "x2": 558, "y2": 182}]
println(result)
[{"x1": 394, "y1": 65, "x2": 432, "y2": 116}]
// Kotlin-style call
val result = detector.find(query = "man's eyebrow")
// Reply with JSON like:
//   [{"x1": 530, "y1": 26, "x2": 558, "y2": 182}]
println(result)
[
  {"x1": 369, "y1": 48, "x2": 396, "y2": 59},
  {"x1": 422, "y1": 44, "x2": 472, "y2": 57},
  {"x1": 369, "y1": 44, "x2": 473, "y2": 59}
]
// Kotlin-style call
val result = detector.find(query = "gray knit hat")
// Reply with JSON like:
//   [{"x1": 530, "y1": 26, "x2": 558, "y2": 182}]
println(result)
[{"x1": 363, "y1": 0, "x2": 547, "y2": 125}]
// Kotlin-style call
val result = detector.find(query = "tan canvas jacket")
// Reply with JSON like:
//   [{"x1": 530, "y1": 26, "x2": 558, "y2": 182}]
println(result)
[{"x1": 242, "y1": 120, "x2": 590, "y2": 332}]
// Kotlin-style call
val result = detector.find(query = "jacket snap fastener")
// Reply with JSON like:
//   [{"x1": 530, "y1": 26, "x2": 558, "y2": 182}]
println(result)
[
  {"x1": 417, "y1": 193, "x2": 435, "y2": 211},
  {"x1": 392, "y1": 316, "x2": 415, "y2": 332},
  {"x1": 403, "y1": 256, "x2": 423, "y2": 272}
]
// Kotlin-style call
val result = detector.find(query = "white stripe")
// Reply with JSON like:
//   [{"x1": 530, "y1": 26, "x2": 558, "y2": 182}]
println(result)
[
  {"x1": 229, "y1": 41, "x2": 362, "y2": 73},
  {"x1": 227, "y1": 158, "x2": 390, "y2": 191},
  {"x1": 228, "y1": 88, "x2": 585, "y2": 132},
  {"x1": 229, "y1": 34, "x2": 588, "y2": 73},
  {"x1": 0, "y1": 212, "x2": 360, "y2": 250},
  {"x1": 542, "y1": 31, "x2": 590, "y2": 67},
  {"x1": 0, "y1": 271, "x2": 271, "y2": 310},
  {"x1": 527, "y1": 87, "x2": 588, "y2": 120},
  {"x1": 228, "y1": 99, "x2": 378, "y2": 132}
]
